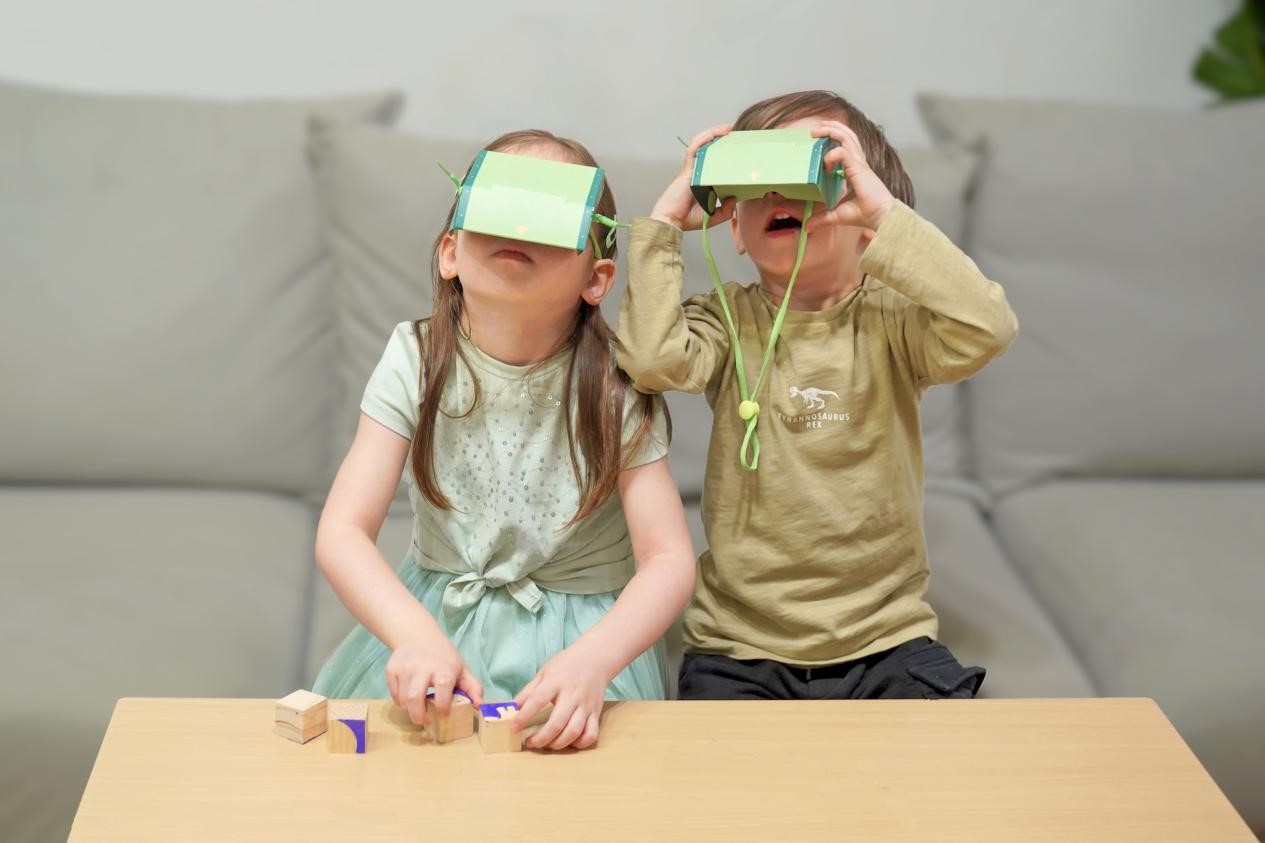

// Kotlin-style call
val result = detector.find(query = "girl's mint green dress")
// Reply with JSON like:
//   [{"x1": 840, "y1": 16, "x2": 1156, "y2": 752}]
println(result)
[{"x1": 313, "y1": 321, "x2": 671, "y2": 701}]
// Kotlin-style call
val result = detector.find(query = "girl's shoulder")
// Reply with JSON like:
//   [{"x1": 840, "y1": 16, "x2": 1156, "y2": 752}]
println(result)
[{"x1": 378, "y1": 318, "x2": 433, "y2": 373}]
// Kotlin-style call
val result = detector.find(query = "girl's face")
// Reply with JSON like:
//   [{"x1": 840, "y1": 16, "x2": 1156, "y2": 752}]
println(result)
[{"x1": 437, "y1": 143, "x2": 615, "y2": 316}]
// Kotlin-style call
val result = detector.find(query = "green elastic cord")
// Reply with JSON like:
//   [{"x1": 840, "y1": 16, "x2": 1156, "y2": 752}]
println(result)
[
  {"x1": 591, "y1": 213, "x2": 630, "y2": 256},
  {"x1": 701, "y1": 198, "x2": 814, "y2": 471},
  {"x1": 435, "y1": 160, "x2": 463, "y2": 194}
]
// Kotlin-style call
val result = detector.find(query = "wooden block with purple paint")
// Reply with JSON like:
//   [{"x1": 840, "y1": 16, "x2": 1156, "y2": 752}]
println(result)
[
  {"x1": 425, "y1": 689, "x2": 474, "y2": 744},
  {"x1": 477, "y1": 701, "x2": 522, "y2": 754},
  {"x1": 327, "y1": 701, "x2": 368, "y2": 754}
]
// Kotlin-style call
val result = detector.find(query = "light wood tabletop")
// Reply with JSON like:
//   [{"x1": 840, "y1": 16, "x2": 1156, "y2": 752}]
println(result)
[{"x1": 69, "y1": 697, "x2": 1253, "y2": 842}]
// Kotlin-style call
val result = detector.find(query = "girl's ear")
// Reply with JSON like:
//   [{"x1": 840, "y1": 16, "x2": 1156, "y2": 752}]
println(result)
[
  {"x1": 730, "y1": 212, "x2": 747, "y2": 256},
  {"x1": 438, "y1": 231, "x2": 459, "y2": 279},
  {"x1": 580, "y1": 257, "x2": 616, "y2": 307}
]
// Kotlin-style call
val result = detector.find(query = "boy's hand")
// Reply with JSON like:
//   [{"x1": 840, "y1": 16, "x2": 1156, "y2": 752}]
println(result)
[
  {"x1": 811, "y1": 120, "x2": 897, "y2": 233},
  {"x1": 513, "y1": 644, "x2": 610, "y2": 750},
  {"x1": 385, "y1": 634, "x2": 484, "y2": 727},
  {"x1": 649, "y1": 125, "x2": 738, "y2": 232}
]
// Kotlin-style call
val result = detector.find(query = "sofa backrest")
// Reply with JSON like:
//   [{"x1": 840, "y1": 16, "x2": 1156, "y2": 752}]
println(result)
[
  {"x1": 0, "y1": 80, "x2": 400, "y2": 497},
  {"x1": 920, "y1": 94, "x2": 1265, "y2": 496}
]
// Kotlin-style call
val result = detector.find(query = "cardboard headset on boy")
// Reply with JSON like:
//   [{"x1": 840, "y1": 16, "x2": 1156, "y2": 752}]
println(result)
[{"x1": 690, "y1": 128, "x2": 847, "y2": 471}]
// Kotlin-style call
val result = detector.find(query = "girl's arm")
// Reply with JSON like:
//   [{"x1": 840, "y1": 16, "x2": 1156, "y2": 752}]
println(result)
[
  {"x1": 513, "y1": 456, "x2": 696, "y2": 750},
  {"x1": 316, "y1": 412, "x2": 483, "y2": 724}
]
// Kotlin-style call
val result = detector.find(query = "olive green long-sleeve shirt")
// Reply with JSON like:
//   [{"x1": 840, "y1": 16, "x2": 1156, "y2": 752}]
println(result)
[{"x1": 616, "y1": 202, "x2": 1018, "y2": 665}]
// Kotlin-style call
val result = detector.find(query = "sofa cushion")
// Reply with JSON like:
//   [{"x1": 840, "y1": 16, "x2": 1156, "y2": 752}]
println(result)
[
  {"x1": 992, "y1": 480, "x2": 1265, "y2": 830},
  {"x1": 919, "y1": 93, "x2": 1265, "y2": 494},
  {"x1": 0, "y1": 486, "x2": 317, "y2": 843},
  {"x1": 922, "y1": 491, "x2": 1095, "y2": 698},
  {"x1": 309, "y1": 120, "x2": 980, "y2": 500},
  {"x1": 0, "y1": 80, "x2": 400, "y2": 497}
]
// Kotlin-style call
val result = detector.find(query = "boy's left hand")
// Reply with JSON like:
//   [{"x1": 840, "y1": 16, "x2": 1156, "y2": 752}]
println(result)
[
  {"x1": 811, "y1": 120, "x2": 897, "y2": 233},
  {"x1": 513, "y1": 645, "x2": 610, "y2": 750}
]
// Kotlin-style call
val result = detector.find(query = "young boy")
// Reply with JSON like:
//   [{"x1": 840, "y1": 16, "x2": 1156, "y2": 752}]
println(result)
[{"x1": 616, "y1": 91, "x2": 1018, "y2": 700}]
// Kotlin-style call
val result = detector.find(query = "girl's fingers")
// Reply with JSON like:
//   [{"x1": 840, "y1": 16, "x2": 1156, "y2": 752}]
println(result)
[
  {"x1": 576, "y1": 712, "x2": 600, "y2": 750},
  {"x1": 548, "y1": 707, "x2": 589, "y2": 751},
  {"x1": 386, "y1": 667, "x2": 401, "y2": 707},
  {"x1": 459, "y1": 669, "x2": 484, "y2": 707},
  {"x1": 513, "y1": 674, "x2": 541, "y2": 708},
  {"x1": 405, "y1": 672, "x2": 431, "y2": 726},
  {"x1": 513, "y1": 684, "x2": 552, "y2": 734},
  {"x1": 524, "y1": 697, "x2": 573, "y2": 749},
  {"x1": 430, "y1": 674, "x2": 454, "y2": 718}
]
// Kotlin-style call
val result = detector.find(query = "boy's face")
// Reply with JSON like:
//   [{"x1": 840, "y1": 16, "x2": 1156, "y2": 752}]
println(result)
[
  {"x1": 438, "y1": 143, "x2": 615, "y2": 314},
  {"x1": 730, "y1": 114, "x2": 870, "y2": 291}
]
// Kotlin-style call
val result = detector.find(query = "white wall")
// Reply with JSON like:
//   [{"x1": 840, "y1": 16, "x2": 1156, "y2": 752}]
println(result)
[{"x1": 1, "y1": 0, "x2": 1234, "y2": 152}]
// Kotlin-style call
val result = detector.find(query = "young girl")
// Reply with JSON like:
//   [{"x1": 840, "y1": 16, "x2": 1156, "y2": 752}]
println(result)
[{"x1": 312, "y1": 130, "x2": 695, "y2": 750}]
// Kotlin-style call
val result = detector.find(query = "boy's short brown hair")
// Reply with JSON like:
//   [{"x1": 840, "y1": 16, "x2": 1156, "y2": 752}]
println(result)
[{"x1": 734, "y1": 90, "x2": 914, "y2": 209}]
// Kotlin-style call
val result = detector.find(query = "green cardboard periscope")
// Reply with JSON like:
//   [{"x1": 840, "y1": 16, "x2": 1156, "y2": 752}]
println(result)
[
  {"x1": 437, "y1": 150, "x2": 624, "y2": 256},
  {"x1": 690, "y1": 127, "x2": 845, "y2": 214},
  {"x1": 690, "y1": 128, "x2": 847, "y2": 471}
]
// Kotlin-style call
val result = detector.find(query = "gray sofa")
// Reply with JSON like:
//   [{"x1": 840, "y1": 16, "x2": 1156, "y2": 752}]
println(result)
[{"x1": 1, "y1": 78, "x2": 1260, "y2": 841}]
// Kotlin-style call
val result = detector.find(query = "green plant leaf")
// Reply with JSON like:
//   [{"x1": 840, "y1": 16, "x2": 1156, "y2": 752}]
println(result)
[{"x1": 1193, "y1": 0, "x2": 1265, "y2": 99}]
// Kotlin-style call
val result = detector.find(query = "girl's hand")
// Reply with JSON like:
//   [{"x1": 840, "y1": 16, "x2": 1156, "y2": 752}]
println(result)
[
  {"x1": 649, "y1": 125, "x2": 738, "y2": 232},
  {"x1": 810, "y1": 120, "x2": 897, "y2": 233},
  {"x1": 513, "y1": 644, "x2": 610, "y2": 750},
  {"x1": 385, "y1": 634, "x2": 484, "y2": 727}
]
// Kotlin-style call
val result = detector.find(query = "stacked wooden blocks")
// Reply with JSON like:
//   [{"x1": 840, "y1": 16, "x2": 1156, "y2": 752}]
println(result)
[{"x1": 273, "y1": 690, "x2": 327, "y2": 745}]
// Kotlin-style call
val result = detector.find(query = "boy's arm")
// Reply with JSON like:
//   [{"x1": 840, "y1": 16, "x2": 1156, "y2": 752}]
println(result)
[
  {"x1": 616, "y1": 217, "x2": 731, "y2": 394},
  {"x1": 862, "y1": 200, "x2": 1019, "y2": 385}
]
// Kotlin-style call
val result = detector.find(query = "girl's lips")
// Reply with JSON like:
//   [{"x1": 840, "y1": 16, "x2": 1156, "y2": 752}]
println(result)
[{"x1": 493, "y1": 248, "x2": 533, "y2": 263}]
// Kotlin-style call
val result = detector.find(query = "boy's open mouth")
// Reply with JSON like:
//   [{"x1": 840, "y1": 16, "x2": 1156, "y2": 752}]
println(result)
[{"x1": 765, "y1": 209, "x2": 803, "y2": 235}]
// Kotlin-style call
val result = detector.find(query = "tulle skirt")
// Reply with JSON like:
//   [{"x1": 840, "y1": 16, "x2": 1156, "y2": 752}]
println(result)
[{"x1": 313, "y1": 557, "x2": 668, "y2": 701}]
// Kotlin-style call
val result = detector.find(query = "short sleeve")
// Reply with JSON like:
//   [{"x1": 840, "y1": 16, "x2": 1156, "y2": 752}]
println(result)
[
  {"x1": 360, "y1": 321, "x2": 422, "y2": 440},
  {"x1": 621, "y1": 389, "x2": 671, "y2": 469}
]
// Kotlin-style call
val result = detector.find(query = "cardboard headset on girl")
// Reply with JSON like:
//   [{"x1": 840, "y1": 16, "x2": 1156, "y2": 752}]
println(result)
[{"x1": 438, "y1": 150, "x2": 622, "y2": 257}]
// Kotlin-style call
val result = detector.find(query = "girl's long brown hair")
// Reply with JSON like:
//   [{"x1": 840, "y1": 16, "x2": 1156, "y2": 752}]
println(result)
[{"x1": 411, "y1": 130, "x2": 659, "y2": 526}]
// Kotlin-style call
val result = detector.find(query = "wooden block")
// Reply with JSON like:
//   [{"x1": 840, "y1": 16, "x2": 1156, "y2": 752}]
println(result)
[
  {"x1": 273, "y1": 689, "x2": 327, "y2": 744},
  {"x1": 475, "y1": 702, "x2": 553, "y2": 754},
  {"x1": 425, "y1": 690, "x2": 474, "y2": 744},
  {"x1": 327, "y1": 701, "x2": 368, "y2": 754},
  {"x1": 477, "y1": 702, "x2": 522, "y2": 754}
]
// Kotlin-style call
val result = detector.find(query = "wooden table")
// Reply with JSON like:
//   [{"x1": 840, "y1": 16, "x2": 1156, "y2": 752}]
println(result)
[{"x1": 69, "y1": 697, "x2": 1253, "y2": 841}]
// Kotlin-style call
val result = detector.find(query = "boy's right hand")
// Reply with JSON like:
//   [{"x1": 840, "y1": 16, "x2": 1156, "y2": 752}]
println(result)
[
  {"x1": 650, "y1": 125, "x2": 737, "y2": 232},
  {"x1": 385, "y1": 635, "x2": 483, "y2": 726}
]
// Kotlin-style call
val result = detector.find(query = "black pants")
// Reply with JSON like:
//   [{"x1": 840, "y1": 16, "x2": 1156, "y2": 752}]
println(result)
[{"x1": 678, "y1": 637, "x2": 985, "y2": 701}]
